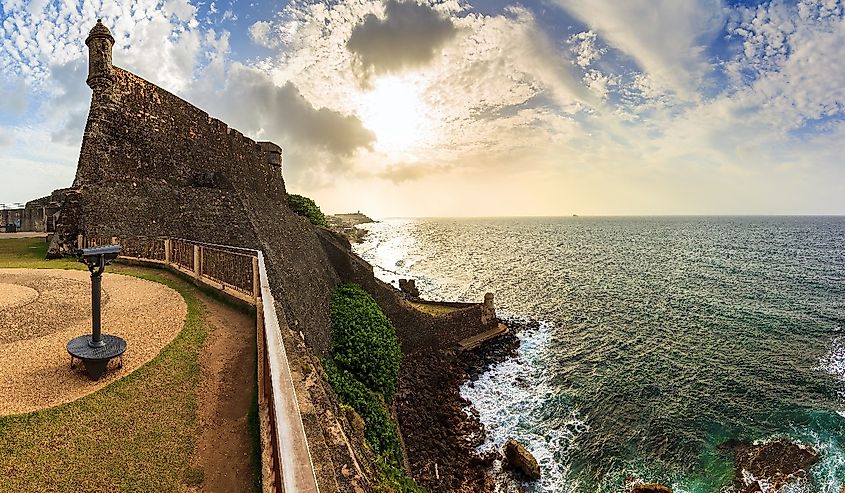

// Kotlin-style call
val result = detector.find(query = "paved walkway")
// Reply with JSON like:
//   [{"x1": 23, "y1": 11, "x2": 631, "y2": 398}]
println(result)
[{"x1": 0, "y1": 268, "x2": 186, "y2": 415}]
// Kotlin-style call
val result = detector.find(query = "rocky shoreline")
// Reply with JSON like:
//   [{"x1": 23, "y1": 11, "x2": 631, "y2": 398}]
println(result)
[
  {"x1": 395, "y1": 320, "x2": 522, "y2": 492},
  {"x1": 396, "y1": 316, "x2": 827, "y2": 493},
  {"x1": 327, "y1": 212, "x2": 374, "y2": 243}
]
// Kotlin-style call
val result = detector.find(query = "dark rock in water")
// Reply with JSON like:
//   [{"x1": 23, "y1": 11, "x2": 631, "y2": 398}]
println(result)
[
  {"x1": 719, "y1": 439, "x2": 819, "y2": 491},
  {"x1": 504, "y1": 438, "x2": 541, "y2": 480},
  {"x1": 632, "y1": 484, "x2": 672, "y2": 493},
  {"x1": 398, "y1": 278, "x2": 420, "y2": 298},
  {"x1": 742, "y1": 481, "x2": 763, "y2": 493}
]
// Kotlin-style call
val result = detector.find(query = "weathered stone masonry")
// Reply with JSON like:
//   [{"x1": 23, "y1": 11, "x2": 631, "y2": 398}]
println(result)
[
  {"x1": 53, "y1": 20, "x2": 493, "y2": 355},
  {"x1": 50, "y1": 20, "x2": 500, "y2": 492}
]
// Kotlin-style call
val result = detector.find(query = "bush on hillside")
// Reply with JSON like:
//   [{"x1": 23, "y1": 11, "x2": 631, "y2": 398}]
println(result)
[
  {"x1": 287, "y1": 193, "x2": 328, "y2": 227},
  {"x1": 322, "y1": 359, "x2": 403, "y2": 465},
  {"x1": 330, "y1": 283, "x2": 401, "y2": 402}
]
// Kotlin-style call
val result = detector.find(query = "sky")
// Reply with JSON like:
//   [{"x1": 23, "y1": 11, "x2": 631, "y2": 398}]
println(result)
[{"x1": 0, "y1": 0, "x2": 844, "y2": 216}]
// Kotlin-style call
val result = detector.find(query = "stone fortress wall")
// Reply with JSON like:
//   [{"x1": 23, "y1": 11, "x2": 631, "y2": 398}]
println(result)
[
  {"x1": 50, "y1": 20, "x2": 499, "y2": 491},
  {"x1": 54, "y1": 20, "x2": 492, "y2": 356}
]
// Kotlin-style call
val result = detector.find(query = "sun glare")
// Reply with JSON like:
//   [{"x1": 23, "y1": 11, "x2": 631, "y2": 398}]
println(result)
[{"x1": 358, "y1": 76, "x2": 430, "y2": 157}]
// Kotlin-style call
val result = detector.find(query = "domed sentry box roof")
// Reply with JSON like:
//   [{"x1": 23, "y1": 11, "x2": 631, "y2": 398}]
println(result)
[{"x1": 86, "y1": 19, "x2": 114, "y2": 45}]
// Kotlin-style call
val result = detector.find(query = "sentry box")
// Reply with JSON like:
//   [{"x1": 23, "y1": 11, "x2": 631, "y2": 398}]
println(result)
[{"x1": 67, "y1": 244, "x2": 127, "y2": 380}]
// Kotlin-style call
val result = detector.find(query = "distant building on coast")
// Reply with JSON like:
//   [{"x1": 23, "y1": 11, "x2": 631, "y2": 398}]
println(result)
[{"x1": 0, "y1": 205, "x2": 24, "y2": 231}]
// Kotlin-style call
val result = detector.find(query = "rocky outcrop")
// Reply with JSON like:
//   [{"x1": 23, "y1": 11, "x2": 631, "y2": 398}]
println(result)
[
  {"x1": 396, "y1": 349, "x2": 497, "y2": 491},
  {"x1": 326, "y1": 213, "x2": 373, "y2": 243},
  {"x1": 398, "y1": 279, "x2": 420, "y2": 298},
  {"x1": 504, "y1": 438, "x2": 541, "y2": 480},
  {"x1": 719, "y1": 439, "x2": 819, "y2": 492}
]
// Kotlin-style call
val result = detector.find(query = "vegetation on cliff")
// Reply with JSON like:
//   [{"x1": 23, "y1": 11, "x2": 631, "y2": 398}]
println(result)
[
  {"x1": 325, "y1": 282, "x2": 422, "y2": 492},
  {"x1": 287, "y1": 193, "x2": 328, "y2": 227},
  {"x1": 330, "y1": 282, "x2": 401, "y2": 401},
  {"x1": 323, "y1": 359, "x2": 402, "y2": 464}
]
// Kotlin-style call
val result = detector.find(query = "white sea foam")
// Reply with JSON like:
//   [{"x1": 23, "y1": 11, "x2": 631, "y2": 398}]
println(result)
[
  {"x1": 460, "y1": 321, "x2": 585, "y2": 492},
  {"x1": 817, "y1": 332, "x2": 845, "y2": 406},
  {"x1": 782, "y1": 428, "x2": 845, "y2": 493}
]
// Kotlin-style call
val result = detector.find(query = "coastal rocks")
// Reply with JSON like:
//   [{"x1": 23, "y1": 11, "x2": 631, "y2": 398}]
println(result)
[
  {"x1": 398, "y1": 279, "x2": 420, "y2": 298},
  {"x1": 631, "y1": 484, "x2": 673, "y2": 493},
  {"x1": 504, "y1": 438, "x2": 541, "y2": 480},
  {"x1": 326, "y1": 212, "x2": 373, "y2": 243},
  {"x1": 395, "y1": 349, "x2": 497, "y2": 492},
  {"x1": 719, "y1": 439, "x2": 819, "y2": 492}
]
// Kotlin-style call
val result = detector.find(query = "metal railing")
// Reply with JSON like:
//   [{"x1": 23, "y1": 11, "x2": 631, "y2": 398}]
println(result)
[{"x1": 77, "y1": 234, "x2": 320, "y2": 493}]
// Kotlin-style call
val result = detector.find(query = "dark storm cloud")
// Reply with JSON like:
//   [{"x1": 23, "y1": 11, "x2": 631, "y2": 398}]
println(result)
[
  {"x1": 347, "y1": 0, "x2": 457, "y2": 75},
  {"x1": 205, "y1": 65, "x2": 375, "y2": 156}
]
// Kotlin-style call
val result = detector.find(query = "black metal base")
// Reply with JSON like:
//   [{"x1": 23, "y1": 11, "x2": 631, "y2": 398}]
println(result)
[{"x1": 67, "y1": 334, "x2": 127, "y2": 381}]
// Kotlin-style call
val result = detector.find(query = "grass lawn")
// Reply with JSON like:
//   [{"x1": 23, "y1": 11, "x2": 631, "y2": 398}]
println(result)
[
  {"x1": 0, "y1": 236, "x2": 83, "y2": 270},
  {"x1": 0, "y1": 237, "x2": 209, "y2": 492},
  {"x1": 407, "y1": 301, "x2": 460, "y2": 317}
]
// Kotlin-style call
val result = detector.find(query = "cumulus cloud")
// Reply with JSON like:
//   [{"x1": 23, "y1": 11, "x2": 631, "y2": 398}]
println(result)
[
  {"x1": 347, "y1": 0, "x2": 457, "y2": 76},
  {"x1": 263, "y1": 0, "x2": 593, "y2": 171},
  {"x1": 163, "y1": 0, "x2": 196, "y2": 22},
  {"x1": 568, "y1": 31, "x2": 606, "y2": 68},
  {"x1": 553, "y1": 0, "x2": 726, "y2": 98},
  {"x1": 248, "y1": 20, "x2": 273, "y2": 48},
  {"x1": 46, "y1": 60, "x2": 89, "y2": 145},
  {"x1": 723, "y1": 0, "x2": 845, "y2": 131},
  {"x1": 195, "y1": 64, "x2": 375, "y2": 156}
]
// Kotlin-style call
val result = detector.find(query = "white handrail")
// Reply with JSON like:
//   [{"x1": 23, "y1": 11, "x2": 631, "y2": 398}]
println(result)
[
  {"x1": 85, "y1": 235, "x2": 320, "y2": 493},
  {"x1": 257, "y1": 252, "x2": 320, "y2": 493}
]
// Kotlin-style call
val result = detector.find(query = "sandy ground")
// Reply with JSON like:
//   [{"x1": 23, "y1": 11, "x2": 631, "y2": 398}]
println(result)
[{"x1": 0, "y1": 268, "x2": 187, "y2": 415}]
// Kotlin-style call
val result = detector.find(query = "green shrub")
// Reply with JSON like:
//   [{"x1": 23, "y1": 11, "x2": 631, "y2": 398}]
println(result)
[
  {"x1": 326, "y1": 283, "x2": 420, "y2": 491},
  {"x1": 330, "y1": 283, "x2": 401, "y2": 402},
  {"x1": 322, "y1": 359, "x2": 402, "y2": 465},
  {"x1": 375, "y1": 462, "x2": 427, "y2": 493},
  {"x1": 287, "y1": 193, "x2": 328, "y2": 227}
]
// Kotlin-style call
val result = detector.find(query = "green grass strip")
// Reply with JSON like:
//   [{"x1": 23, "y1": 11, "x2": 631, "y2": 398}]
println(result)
[{"x1": 0, "y1": 238, "x2": 209, "y2": 492}]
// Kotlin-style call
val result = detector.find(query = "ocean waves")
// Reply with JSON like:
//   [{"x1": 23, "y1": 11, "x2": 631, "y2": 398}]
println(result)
[{"x1": 355, "y1": 216, "x2": 845, "y2": 492}]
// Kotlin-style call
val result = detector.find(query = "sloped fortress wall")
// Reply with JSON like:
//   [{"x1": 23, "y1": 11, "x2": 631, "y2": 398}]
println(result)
[
  {"x1": 51, "y1": 21, "x2": 493, "y2": 355},
  {"x1": 53, "y1": 20, "x2": 340, "y2": 353},
  {"x1": 49, "y1": 22, "x2": 502, "y2": 491}
]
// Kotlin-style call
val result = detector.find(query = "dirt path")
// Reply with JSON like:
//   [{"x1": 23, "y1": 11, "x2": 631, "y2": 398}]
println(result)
[{"x1": 193, "y1": 292, "x2": 257, "y2": 493}]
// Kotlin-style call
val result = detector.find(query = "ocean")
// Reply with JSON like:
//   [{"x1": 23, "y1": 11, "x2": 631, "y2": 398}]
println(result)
[{"x1": 353, "y1": 216, "x2": 845, "y2": 493}]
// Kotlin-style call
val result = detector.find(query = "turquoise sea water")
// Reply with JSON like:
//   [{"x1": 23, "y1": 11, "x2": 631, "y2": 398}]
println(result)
[{"x1": 354, "y1": 217, "x2": 845, "y2": 493}]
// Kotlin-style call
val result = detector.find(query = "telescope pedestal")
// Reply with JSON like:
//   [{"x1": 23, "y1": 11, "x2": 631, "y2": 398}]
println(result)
[{"x1": 67, "y1": 334, "x2": 127, "y2": 380}]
